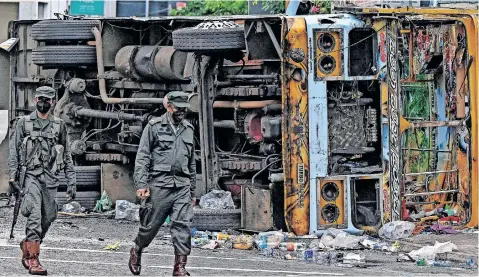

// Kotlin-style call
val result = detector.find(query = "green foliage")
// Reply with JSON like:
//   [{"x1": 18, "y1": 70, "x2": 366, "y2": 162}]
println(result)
[
  {"x1": 404, "y1": 83, "x2": 429, "y2": 119},
  {"x1": 254, "y1": 0, "x2": 285, "y2": 14},
  {"x1": 403, "y1": 76, "x2": 432, "y2": 173},
  {"x1": 407, "y1": 129, "x2": 431, "y2": 173},
  {"x1": 170, "y1": 0, "x2": 247, "y2": 16},
  {"x1": 312, "y1": 0, "x2": 331, "y2": 14}
]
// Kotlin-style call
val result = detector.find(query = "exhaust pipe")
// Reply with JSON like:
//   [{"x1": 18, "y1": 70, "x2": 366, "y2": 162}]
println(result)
[{"x1": 92, "y1": 27, "x2": 164, "y2": 104}]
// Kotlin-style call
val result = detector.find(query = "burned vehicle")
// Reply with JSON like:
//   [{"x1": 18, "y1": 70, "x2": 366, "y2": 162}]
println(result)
[{"x1": 7, "y1": 6, "x2": 478, "y2": 234}]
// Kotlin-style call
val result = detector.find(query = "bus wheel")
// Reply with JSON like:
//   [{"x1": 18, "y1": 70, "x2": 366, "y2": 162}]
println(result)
[
  {"x1": 31, "y1": 20, "x2": 100, "y2": 42},
  {"x1": 172, "y1": 21, "x2": 246, "y2": 53}
]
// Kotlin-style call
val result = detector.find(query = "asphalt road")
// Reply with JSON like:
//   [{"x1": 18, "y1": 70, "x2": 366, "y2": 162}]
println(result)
[{"x1": 0, "y1": 209, "x2": 477, "y2": 276}]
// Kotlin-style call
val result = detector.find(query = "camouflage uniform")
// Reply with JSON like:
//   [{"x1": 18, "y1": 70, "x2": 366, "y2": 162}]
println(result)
[
  {"x1": 129, "y1": 91, "x2": 196, "y2": 276},
  {"x1": 8, "y1": 86, "x2": 76, "y2": 275}
]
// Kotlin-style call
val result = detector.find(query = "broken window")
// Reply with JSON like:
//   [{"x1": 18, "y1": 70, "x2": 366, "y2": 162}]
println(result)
[{"x1": 349, "y1": 28, "x2": 377, "y2": 76}]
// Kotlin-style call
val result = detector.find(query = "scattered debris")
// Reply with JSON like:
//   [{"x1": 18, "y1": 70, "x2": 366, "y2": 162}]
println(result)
[
  {"x1": 408, "y1": 241, "x2": 458, "y2": 261},
  {"x1": 199, "y1": 190, "x2": 235, "y2": 209},
  {"x1": 397, "y1": 253, "x2": 414, "y2": 262},
  {"x1": 201, "y1": 240, "x2": 220, "y2": 250},
  {"x1": 103, "y1": 241, "x2": 120, "y2": 251},
  {"x1": 94, "y1": 190, "x2": 113, "y2": 212},
  {"x1": 360, "y1": 238, "x2": 399, "y2": 252},
  {"x1": 191, "y1": 237, "x2": 209, "y2": 248},
  {"x1": 378, "y1": 221, "x2": 415, "y2": 240},
  {"x1": 429, "y1": 222, "x2": 458, "y2": 234},
  {"x1": 343, "y1": 253, "x2": 365, "y2": 264},
  {"x1": 115, "y1": 200, "x2": 139, "y2": 222},
  {"x1": 279, "y1": 242, "x2": 306, "y2": 251},
  {"x1": 62, "y1": 201, "x2": 84, "y2": 213},
  {"x1": 57, "y1": 212, "x2": 88, "y2": 217},
  {"x1": 232, "y1": 235, "x2": 254, "y2": 250}
]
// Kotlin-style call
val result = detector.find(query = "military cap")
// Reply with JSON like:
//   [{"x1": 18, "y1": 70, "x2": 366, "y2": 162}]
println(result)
[
  {"x1": 166, "y1": 91, "x2": 190, "y2": 108},
  {"x1": 35, "y1": 86, "x2": 56, "y2": 99}
]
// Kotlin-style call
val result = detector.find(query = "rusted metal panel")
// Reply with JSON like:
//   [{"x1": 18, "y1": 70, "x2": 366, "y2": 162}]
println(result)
[
  {"x1": 218, "y1": 85, "x2": 281, "y2": 97},
  {"x1": 85, "y1": 153, "x2": 130, "y2": 164},
  {"x1": 219, "y1": 160, "x2": 262, "y2": 171},
  {"x1": 108, "y1": 80, "x2": 181, "y2": 91},
  {"x1": 282, "y1": 17, "x2": 310, "y2": 235},
  {"x1": 101, "y1": 163, "x2": 137, "y2": 203},
  {"x1": 241, "y1": 186, "x2": 274, "y2": 232}
]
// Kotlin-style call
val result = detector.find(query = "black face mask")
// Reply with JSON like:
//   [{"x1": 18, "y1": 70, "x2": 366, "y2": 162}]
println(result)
[
  {"x1": 36, "y1": 99, "x2": 51, "y2": 114},
  {"x1": 172, "y1": 110, "x2": 185, "y2": 123}
]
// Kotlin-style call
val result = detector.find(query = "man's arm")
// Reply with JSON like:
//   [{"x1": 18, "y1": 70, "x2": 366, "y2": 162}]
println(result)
[
  {"x1": 134, "y1": 124, "x2": 153, "y2": 190},
  {"x1": 188, "y1": 134, "x2": 196, "y2": 199},
  {"x1": 8, "y1": 118, "x2": 24, "y2": 181}
]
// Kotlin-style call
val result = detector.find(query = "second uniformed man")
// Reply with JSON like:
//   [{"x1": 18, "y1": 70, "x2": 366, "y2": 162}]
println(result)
[{"x1": 129, "y1": 91, "x2": 196, "y2": 276}]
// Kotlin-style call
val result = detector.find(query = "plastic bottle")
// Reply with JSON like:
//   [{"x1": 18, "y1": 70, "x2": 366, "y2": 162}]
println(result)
[
  {"x1": 256, "y1": 240, "x2": 280, "y2": 249},
  {"x1": 466, "y1": 259, "x2": 476, "y2": 268},
  {"x1": 303, "y1": 250, "x2": 314, "y2": 262},
  {"x1": 428, "y1": 260, "x2": 451, "y2": 267},
  {"x1": 191, "y1": 237, "x2": 209, "y2": 247},
  {"x1": 279, "y1": 242, "x2": 306, "y2": 251},
  {"x1": 416, "y1": 259, "x2": 426, "y2": 266},
  {"x1": 192, "y1": 230, "x2": 210, "y2": 238}
]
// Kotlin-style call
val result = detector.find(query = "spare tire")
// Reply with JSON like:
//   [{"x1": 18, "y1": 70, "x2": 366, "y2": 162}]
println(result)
[
  {"x1": 192, "y1": 209, "x2": 241, "y2": 231},
  {"x1": 173, "y1": 21, "x2": 245, "y2": 53},
  {"x1": 58, "y1": 166, "x2": 101, "y2": 189},
  {"x1": 32, "y1": 20, "x2": 99, "y2": 41},
  {"x1": 33, "y1": 46, "x2": 97, "y2": 66}
]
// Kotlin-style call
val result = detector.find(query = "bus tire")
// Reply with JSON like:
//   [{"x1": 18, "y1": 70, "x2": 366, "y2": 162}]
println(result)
[
  {"x1": 31, "y1": 20, "x2": 99, "y2": 41},
  {"x1": 192, "y1": 209, "x2": 241, "y2": 231},
  {"x1": 173, "y1": 23, "x2": 245, "y2": 53},
  {"x1": 32, "y1": 46, "x2": 97, "y2": 67}
]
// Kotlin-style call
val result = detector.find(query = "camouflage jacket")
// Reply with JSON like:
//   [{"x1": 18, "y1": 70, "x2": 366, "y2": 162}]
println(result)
[{"x1": 8, "y1": 111, "x2": 76, "y2": 187}]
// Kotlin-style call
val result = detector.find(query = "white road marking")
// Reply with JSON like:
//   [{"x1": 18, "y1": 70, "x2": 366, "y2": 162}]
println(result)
[
  {"x1": 0, "y1": 241, "x2": 271, "y2": 263},
  {"x1": 0, "y1": 256, "x2": 345, "y2": 276}
]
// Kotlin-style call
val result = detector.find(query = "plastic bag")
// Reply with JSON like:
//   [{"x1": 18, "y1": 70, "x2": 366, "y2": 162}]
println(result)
[
  {"x1": 331, "y1": 232, "x2": 362, "y2": 249},
  {"x1": 199, "y1": 190, "x2": 235, "y2": 209},
  {"x1": 94, "y1": 190, "x2": 113, "y2": 212},
  {"x1": 378, "y1": 221, "x2": 416, "y2": 240},
  {"x1": 257, "y1": 231, "x2": 285, "y2": 249},
  {"x1": 408, "y1": 241, "x2": 457, "y2": 261},
  {"x1": 115, "y1": 200, "x2": 140, "y2": 221},
  {"x1": 62, "y1": 201, "x2": 83, "y2": 213},
  {"x1": 308, "y1": 239, "x2": 325, "y2": 250},
  {"x1": 320, "y1": 234, "x2": 335, "y2": 248},
  {"x1": 327, "y1": 228, "x2": 345, "y2": 238}
]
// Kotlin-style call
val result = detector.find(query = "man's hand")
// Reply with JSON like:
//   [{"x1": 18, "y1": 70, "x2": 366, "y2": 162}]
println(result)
[
  {"x1": 8, "y1": 179, "x2": 21, "y2": 194},
  {"x1": 136, "y1": 188, "x2": 150, "y2": 200},
  {"x1": 192, "y1": 197, "x2": 196, "y2": 207},
  {"x1": 66, "y1": 185, "x2": 76, "y2": 201}
]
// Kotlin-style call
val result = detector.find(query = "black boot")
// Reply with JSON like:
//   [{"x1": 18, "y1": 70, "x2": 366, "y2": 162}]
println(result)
[
  {"x1": 128, "y1": 245, "x2": 142, "y2": 275},
  {"x1": 172, "y1": 255, "x2": 190, "y2": 276}
]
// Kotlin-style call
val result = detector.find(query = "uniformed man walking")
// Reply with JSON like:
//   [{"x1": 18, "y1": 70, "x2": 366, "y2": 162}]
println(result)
[
  {"x1": 129, "y1": 91, "x2": 196, "y2": 276},
  {"x1": 8, "y1": 86, "x2": 76, "y2": 275}
]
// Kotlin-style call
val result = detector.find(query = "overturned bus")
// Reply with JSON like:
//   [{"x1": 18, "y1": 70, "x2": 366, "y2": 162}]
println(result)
[{"x1": 6, "y1": 6, "x2": 478, "y2": 234}]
